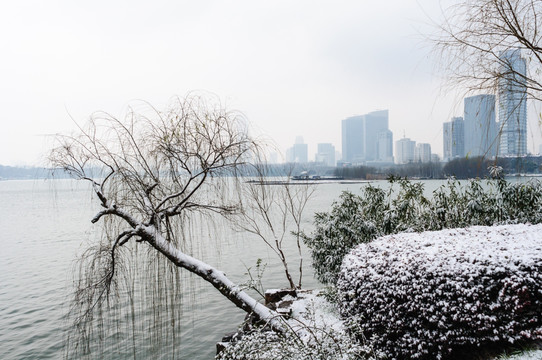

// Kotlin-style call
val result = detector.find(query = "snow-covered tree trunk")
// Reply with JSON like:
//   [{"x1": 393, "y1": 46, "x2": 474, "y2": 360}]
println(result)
[{"x1": 137, "y1": 223, "x2": 284, "y2": 332}]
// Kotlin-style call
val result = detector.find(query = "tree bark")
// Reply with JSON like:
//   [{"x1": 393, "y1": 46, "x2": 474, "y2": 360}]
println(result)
[{"x1": 137, "y1": 224, "x2": 285, "y2": 333}]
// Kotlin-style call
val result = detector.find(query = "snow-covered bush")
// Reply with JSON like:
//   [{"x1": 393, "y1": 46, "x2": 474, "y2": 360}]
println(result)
[
  {"x1": 301, "y1": 188, "x2": 389, "y2": 284},
  {"x1": 303, "y1": 177, "x2": 542, "y2": 285},
  {"x1": 430, "y1": 176, "x2": 542, "y2": 228},
  {"x1": 215, "y1": 327, "x2": 380, "y2": 360},
  {"x1": 217, "y1": 291, "x2": 385, "y2": 360},
  {"x1": 338, "y1": 224, "x2": 542, "y2": 360}
]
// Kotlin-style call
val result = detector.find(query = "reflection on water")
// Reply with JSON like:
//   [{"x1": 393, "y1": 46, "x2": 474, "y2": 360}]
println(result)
[{"x1": 2, "y1": 177, "x2": 523, "y2": 359}]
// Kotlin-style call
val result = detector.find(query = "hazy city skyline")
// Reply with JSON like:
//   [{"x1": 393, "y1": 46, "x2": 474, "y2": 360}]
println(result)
[{"x1": 2, "y1": 1, "x2": 542, "y2": 166}]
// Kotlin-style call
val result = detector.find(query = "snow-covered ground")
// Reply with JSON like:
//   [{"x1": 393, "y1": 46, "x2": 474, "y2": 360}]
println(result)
[{"x1": 285, "y1": 290, "x2": 343, "y2": 339}]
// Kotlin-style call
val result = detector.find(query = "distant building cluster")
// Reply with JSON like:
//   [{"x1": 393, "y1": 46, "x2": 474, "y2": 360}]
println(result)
[
  {"x1": 285, "y1": 137, "x2": 337, "y2": 166},
  {"x1": 443, "y1": 49, "x2": 528, "y2": 161},
  {"x1": 281, "y1": 49, "x2": 528, "y2": 167},
  {"x1": 394, "y1": 138, "x2": 434, "y2": 165},
  {"x1": 285, "y1": 109, "x2": 435, "y2": 167},
  {"x1": 342, "y1": 110, "x2": 394, "y2": 165}
]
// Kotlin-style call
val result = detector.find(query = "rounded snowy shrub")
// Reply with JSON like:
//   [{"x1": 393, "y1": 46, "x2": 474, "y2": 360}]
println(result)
[{"x1": 338, "y1": 224, "x2": 542, "y2": 360}]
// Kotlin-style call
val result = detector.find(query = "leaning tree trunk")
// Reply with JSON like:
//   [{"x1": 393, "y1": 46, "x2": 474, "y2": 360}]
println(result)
[
  {"x1": 90, "y1": 204, "x2": 286, "y2": 333},
  {"x1": 137, "y1": 224, "x2": 285, "y2": 333}
]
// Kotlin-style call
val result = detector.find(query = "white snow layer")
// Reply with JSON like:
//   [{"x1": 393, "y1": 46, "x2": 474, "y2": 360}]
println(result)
[
  {"x1": 286, "y1": 290, "x2": 345, "y2": 340},
  {"x1": 342, "y1": 224, "x2": 542, "y2": 274}
]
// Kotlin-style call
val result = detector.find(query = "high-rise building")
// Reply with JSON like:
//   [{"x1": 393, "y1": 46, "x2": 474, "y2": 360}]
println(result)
[
  {"x1": 376, "y1": 129, "x2": 394, "y2": 163},
  {"x1": 443, "y1": 117, "x2": 465, "y2": 161},
  {"x1": 498, "y1": 49, "x2": 527, "y2": 156},
  {"x1": 363, "y1": 110, "x2": 389, "y2": 162},
  {"x1": 315, "y1": 143, "x2": 336, "y2": 166},
  {"x1": 286, "y1": 136, "x2": 308, "y2": 163},
  {"x1": 341, "y1": 110, "x2": 391, "y2": 164},
  {"x1": 395, "y1": 137, "x2": 416, "y2": 164},
  {"x1": 342, "y1": 115, "x2": 364, "y2": 164},
  {"x1": 464, "y1": 94, "x2": 498, "y2": 158},
  {"x1": 415, "y1": 143, "x2": 432, "y2": 163}
]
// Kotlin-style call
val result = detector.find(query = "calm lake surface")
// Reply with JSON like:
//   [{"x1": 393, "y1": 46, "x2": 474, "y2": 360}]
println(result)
[{"x1": 0, "y1": 177, "x2": 530, "y2": 359}]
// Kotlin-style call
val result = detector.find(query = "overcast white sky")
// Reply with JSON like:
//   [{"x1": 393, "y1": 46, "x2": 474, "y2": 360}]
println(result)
[{"x1": 1, "y1": 0, "x2": 541, "y2": 166}]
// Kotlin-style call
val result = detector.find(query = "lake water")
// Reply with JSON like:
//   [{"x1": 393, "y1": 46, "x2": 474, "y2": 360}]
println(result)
[{"x1": 0, "y1": 177, "x2": 522, "y2": 359}]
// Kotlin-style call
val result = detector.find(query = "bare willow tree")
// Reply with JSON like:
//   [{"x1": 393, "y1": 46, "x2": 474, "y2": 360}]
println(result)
[
  {"x1": 234, "y1": 165, "x2": 315, "y2": 290},
  {"x1": 434, "y1": 0, "x2": 542, "y2": 99},
  {"x1": 50, "y1": 94, "x2": 288, "y2": 351}
]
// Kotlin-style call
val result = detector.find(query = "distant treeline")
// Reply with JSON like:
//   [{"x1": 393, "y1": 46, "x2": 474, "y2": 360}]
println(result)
[
  {"x1": 0, "y1": 163, "x2": 335, "y2": 180},
  {"x1": 334, "y1": 162, "x2": 443, "y2": 180},
  {"x1": 0, "y1": 165, "x2": 49, "y2": 180},
  {"x1": 334, "y1": 156, "x2": 542, "y2": 180},
  {"x1": 442, "y1": 156, "x2": 542, "y2": 178},
  {"x1": 3, "y1": 156, "x2": 540, "y2": 181},
  {"x1": 0, "y1": 165, "x2": 74, "y2": 180}
]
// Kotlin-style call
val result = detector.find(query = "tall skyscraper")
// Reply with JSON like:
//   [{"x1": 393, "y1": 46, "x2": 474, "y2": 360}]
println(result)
[
  {"x1": 363, "y1": 110, "x2": 389, "y2": 162},
  {"x1": 342, "y1": 115, "x2": 364, "y2": 164},
  {"x1": 341, "y1": 110, "x2": 391, "y2": 164},
  {"x1": 443, "y1": 117, "x2": 465, "y2": 161},
  {"x1": 286, "y1": 136, "x2": 308, "y2": 163},
  {"x1": 315, "y1": 143, "x2": 336, "y2": 166},
  {"x1": 415, "y1": 143, "x2": 432, "y2": 163},
  {"x1": 376, "y1": 129, "x2": 393, "y2": 163},
  {"x1": 464, "y1": 94, "x2": 498, "y2": 158},
  {"x1": 498, "y1": 49, "x2": 527, "y2": 156},
  {"x1": 395, "y1": 137, "x2": 416, "y2": 164}
]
